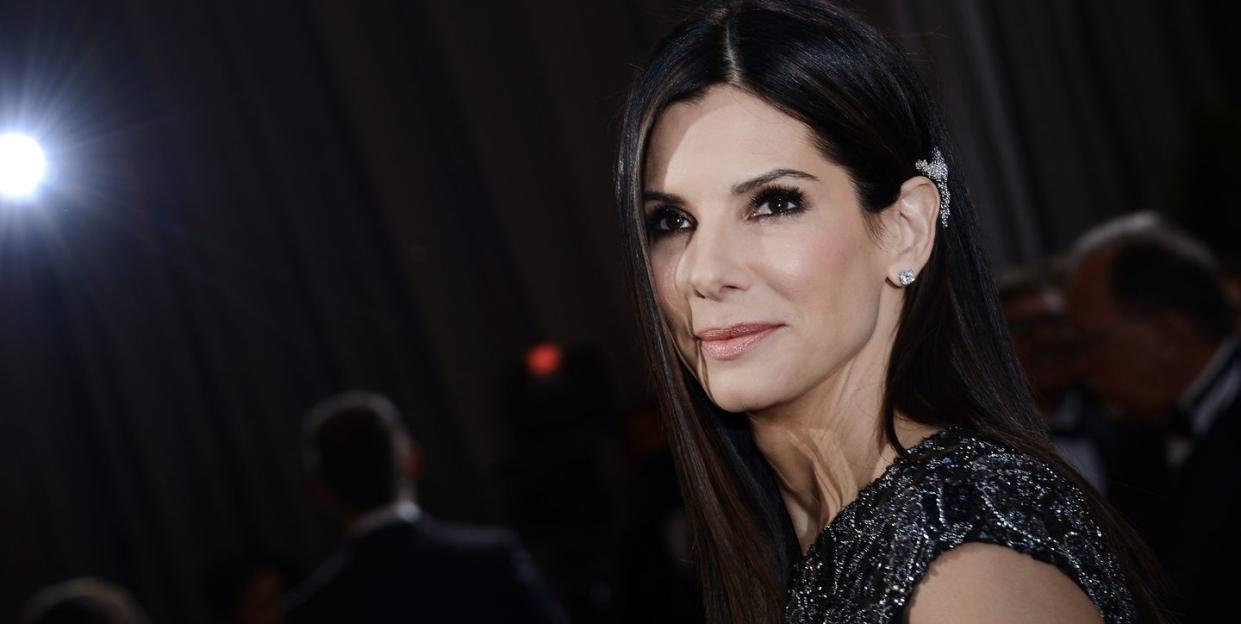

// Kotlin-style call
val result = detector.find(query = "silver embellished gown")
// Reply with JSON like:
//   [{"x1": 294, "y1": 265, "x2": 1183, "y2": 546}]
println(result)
[{"x1": 784, "y1": 427, "x2": 1137, "y2": 624}]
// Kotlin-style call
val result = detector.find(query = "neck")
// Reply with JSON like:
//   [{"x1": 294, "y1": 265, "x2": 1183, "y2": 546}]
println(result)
[
  {"x1": 750, "y1": 409, "x2": 937, "y2": 554},
  {"x1": 747, "y1": 307, "x2": 938, "y2": 553}
]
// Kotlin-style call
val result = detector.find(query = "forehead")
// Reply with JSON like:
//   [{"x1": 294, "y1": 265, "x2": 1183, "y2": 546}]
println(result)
[{"x1": 644, "y1": 85, "x2": 823, "y2": 191}]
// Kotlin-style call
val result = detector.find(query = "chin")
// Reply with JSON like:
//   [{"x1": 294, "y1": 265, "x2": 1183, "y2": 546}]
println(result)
[{"x1": 700, "y1": 372, "x2": 789, "y2": 414}]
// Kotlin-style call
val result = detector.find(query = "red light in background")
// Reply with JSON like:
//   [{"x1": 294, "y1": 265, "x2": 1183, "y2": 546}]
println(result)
[{"x1": 526, "y1": 343, "x2": 562, "y2": 376}]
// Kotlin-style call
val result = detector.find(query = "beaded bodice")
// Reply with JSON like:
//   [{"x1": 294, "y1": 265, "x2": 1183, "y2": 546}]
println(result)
[{"x1": 785, "y1": 427, "x2": 1137, "y2": 624}]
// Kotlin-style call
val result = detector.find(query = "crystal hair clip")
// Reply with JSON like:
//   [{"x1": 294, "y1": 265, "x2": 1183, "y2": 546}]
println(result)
[{"x1": 915, "y1": 148, "x2": 951, "y2": 228}]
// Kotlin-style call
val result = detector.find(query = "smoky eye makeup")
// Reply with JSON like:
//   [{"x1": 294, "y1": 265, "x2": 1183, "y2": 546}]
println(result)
[
  {"x1": 644, "y1": 205, "x2": 695, "y2": 239},
  {"x1": 748, "y1": 184, "x2": 809, "y2": 219},
  {"x1": 641, "y1": 181, "x2": 809, "y2": 239}
]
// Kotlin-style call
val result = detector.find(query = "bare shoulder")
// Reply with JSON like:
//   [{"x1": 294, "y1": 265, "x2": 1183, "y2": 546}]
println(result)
[{"x1": 905, "y1": 542, "x2": 1103, "y2": 624}]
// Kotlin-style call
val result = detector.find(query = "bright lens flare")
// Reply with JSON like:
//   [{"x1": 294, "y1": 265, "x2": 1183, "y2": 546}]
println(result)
[{"x1": 0, "y1": 133, "x2": 49, "y2": 199}]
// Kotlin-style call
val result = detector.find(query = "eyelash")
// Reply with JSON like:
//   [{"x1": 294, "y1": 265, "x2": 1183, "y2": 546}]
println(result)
[
  {"x1": 645, "y1": 207, "x2": 694, "y2": 238},
  {"x1": 645, "y1": 185, "x2": 808, "y2": 240},
  {"x1": 749, "y1": 185, "x2": 808, "y2": 218}
]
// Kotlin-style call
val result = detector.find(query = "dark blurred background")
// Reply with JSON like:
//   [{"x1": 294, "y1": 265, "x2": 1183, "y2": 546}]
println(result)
[{"x1": 0, "y1": 0, "x2": 1237, "y2": 622}]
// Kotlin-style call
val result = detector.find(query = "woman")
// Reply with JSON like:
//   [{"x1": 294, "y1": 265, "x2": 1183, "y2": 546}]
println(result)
[{"x1": 614, "y1": 1, "x2": 1165, "y2": 622}]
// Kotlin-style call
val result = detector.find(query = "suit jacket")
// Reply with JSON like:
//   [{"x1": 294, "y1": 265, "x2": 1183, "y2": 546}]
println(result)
[
  {"x1": 1160, "y1": 387, "x2": 1241, "y2": 623},
  {"x1": 1104, "y1": 344, "x2": 1241, "y2": 623},
  {"x1": 286, "y1": 515, "x2": 566, "y2": 624}
]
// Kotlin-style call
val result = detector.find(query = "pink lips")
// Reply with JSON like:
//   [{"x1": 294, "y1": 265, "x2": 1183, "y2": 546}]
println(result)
[{"x1": 696, "y1": 323, "x2": 781, "y2": 361}]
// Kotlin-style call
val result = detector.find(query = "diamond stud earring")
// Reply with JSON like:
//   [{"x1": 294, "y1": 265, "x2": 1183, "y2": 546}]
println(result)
[{"x1": 897, "y1": 269, "x2": 916, "y2": 287}]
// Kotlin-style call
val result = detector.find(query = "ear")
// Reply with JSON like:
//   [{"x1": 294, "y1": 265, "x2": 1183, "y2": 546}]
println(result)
[{"x1": 878, "y1": 175, "x2": 939, "y2": 287}]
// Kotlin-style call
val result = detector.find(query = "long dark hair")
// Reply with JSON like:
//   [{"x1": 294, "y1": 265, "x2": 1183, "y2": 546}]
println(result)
[{"x1": 614, "y1": 1, "x2": 1167, "y2": 622}]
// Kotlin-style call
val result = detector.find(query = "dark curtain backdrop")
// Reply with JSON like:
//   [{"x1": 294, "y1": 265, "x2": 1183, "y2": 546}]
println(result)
[
  {"x1": 883, "y1": 0, "x2": 1232, "y2": 261},
  {"x1": 0, "y1": 1, "x2": 1233, "y2": 621}
]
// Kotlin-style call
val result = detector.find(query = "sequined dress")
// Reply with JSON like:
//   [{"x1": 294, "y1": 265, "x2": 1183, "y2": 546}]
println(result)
[{"x1": 785, "y1": 427, "x2": 1137, "y2": 624}]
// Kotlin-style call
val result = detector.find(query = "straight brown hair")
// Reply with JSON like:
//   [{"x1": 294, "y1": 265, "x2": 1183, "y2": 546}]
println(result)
[{"x1": 615, "y1": 1, "x2": 1169, "y2": 622}]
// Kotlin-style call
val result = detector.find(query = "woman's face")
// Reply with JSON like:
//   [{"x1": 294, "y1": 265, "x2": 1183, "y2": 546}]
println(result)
[{"x1": 643, "y1": 85, "x2": 900, "y2": 414}]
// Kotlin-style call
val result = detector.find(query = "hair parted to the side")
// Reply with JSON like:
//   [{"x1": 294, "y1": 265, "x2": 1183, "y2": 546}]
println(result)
[{"x1": 614, "y1": 1, "x2": 1168, "y2": 622}]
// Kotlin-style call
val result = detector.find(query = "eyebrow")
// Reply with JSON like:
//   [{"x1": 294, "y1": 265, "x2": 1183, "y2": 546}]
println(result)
[
  {"x1": 643, "y1": 168, "x2": 818, "y2": 205},
  {"x1": 731, "y1": 168, "x2": 818, "y2": 195},
  {"x1": 643, "y1": 190, "x2": 684, "y2": 205}
]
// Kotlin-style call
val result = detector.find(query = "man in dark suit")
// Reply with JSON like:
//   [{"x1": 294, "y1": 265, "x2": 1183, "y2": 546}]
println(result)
[
  {"x1": 22, "y1": 578, "x2": 151, "y2": 624},
  {"x1": 1065, "y1": 213, "x2": 1240, "y2": 623},
  {"x1": 286, "y1": 392, "x2": 567, "y2": 624}
]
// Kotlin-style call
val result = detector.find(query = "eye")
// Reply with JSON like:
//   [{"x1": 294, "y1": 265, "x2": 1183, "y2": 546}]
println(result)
[
  {"x1": 645, "y1": 206, "x2": 695, "y2": 238},
  {"x1": 750, "y1": 186, "x2": 807, "y2": 218}
]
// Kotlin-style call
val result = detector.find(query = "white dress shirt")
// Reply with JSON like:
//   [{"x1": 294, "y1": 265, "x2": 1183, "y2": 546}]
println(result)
[
  {"x1": 1167, "y1": 337, "x2": 1240, "y2": 469},
  {"x1": 347, "y1": 499, "x2": 422, "y2": 539}
]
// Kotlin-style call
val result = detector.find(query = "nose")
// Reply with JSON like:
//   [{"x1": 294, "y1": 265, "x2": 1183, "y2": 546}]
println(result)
[{"x1": 676, "y1": 218, "x2": 749, "y2": 301}]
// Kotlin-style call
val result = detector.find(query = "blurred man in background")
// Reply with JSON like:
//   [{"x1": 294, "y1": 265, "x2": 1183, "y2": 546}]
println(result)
[
  {"x1": 21, "y1": 578, "x2": 151, "y2": 624},
  {"x1": 286, "y1": 392, "x2": 565, "y2": 624},
  {"x1": 1065, "y1": 213, "x2": 1239, "y2": 623},
  {"x1": 999, "y1": 260, "x2": 1108, "y2": 492}
]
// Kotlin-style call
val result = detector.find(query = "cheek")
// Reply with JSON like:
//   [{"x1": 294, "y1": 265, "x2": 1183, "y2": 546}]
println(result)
[
  {"x1": 761, "y1": 226, "x2": 874, "y2": 321},
  {"x1": 1095, "y1": 332, "x2": 1159, "y2": 389},
  {"x1": 1102, "y1": 327, "x2": 1152, "y2": 365},
  {"x1": 649, "y1": 248, "x2": 681, "y2": 317},
  {"x1": 648, "y1": 246, "x2": 695, "y2": 348}
]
